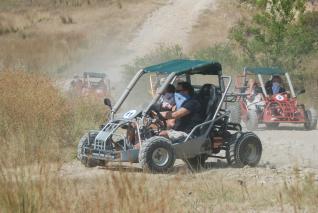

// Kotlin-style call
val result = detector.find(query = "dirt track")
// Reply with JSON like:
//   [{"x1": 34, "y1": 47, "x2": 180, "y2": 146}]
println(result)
[
  {"x1": 255, "y1": 126, "x2": 318, "y2": 168},
  {"x1": 61, "y1": 126, "x2": 318, "y2": 181},
  {"x1": 128, "y1": 0, "x2": 217, "y2": 55}
]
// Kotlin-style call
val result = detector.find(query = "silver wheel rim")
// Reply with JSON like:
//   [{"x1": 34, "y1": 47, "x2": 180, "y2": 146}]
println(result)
[{"x1": 152, "y1": 148, "x2": 169, "y2": 167}]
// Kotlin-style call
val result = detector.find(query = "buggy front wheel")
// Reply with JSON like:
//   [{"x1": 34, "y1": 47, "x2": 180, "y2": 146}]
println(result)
[
  {"x1": 226, "y1": 132, "x2": 262, "y2": 168},
  {"x1": 77, "y1": 131, "x2": 101, "y2": 167},
  {"x1": 304, "y1": 108, "x2": 317, "y2": 130},
  {"x1": 139, "y1": 136, "x2": 176, "y2": 173}
]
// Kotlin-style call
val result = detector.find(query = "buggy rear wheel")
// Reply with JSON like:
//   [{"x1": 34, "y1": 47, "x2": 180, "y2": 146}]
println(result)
[
  {"x1": 139, "y1": 136, "x2": 176, "y2": 173},
  {"x1": 246, "y1": 110, "x2": 258, "y2": 130},
  {"x1": 226, "y1": 132, "x2": 262, "y2": 168},
  {"x1": 304, "y1": 108, "x2": 317, "y2": 130},
  {"x1": 183, "y1": 154, "x2": 208, "y2": 171}
]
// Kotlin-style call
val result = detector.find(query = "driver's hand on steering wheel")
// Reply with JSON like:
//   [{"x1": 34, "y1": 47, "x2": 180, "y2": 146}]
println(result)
[{"x1": 160, "y1": 111, "x2": 168, "y2": 120}]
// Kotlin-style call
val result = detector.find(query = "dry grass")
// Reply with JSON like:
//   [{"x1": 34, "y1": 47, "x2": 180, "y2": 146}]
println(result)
[
  {"x1": 0, "y1": 70, "x2": 107, "y2": 164},
  {"x1": 0, "y1": 0, "x2": 113, "y2": 9},
  {"x1": 0, "y1": 0, "x2": 165, "y2": 76},
  {"x1": 0, "y1": 163, "x2": 180, "y2": 213},
  {"x1": 1, "y1": 161, "x2": 318, "y2": 212},
  {"x1": 0, "y1": 30, "x2": 88, "y2": 75},
  {"x1": 0, "y1": 1, "x2": 317, "y2": 212},
  {"x1": 0, "y1": 70, "x2": 317, "y2": 212},
  {"x1": 0, "y1": 71, "x2": 72, "y2": 164},
  {"x1": 188, "y1": 0, "x2": 248, "y2": 53}
]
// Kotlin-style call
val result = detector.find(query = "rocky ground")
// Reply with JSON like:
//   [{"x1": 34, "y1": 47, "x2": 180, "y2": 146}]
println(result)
[{"x1": 61, "y1": 125, "x2": 318, "y2": 186}]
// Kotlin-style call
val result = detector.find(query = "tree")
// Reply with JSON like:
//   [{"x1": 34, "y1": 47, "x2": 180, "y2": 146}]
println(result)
[{"x1": 230, "y1": 0, "x2": 317, "y2": 71}]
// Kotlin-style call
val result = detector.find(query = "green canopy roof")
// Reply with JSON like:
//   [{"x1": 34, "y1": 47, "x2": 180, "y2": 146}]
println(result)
[
  {"x1": 143, "y1": 59, "x2": 222, "y2": 75},
  {"x1": 246, "y1": 67, "x2": 285, "y2": 75}
]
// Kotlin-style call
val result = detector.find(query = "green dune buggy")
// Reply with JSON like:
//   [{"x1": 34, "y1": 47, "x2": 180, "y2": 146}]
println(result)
[{"x1": 77, "y1": 59, "x2": 262, "y2": 173}]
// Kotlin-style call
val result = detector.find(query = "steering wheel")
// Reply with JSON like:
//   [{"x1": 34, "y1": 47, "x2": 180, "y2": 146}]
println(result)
[{"x1": 149, "y1": 108, "x2": 167, "y2": 130}]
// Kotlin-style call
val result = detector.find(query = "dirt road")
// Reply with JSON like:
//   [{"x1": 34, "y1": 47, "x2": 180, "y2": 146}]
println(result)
[
  {"x1": 256, "y1": 126, "x2": 318, "y2": 168},
  {"x1": 63, "y1": 0, "x2": 218, "y2": 96},
  {"x1": 61, "y1": 126, "x2": 318, "y2": 181},
  {"x1": 128, "y1": 0, "x2": 217, "y2": 56}
]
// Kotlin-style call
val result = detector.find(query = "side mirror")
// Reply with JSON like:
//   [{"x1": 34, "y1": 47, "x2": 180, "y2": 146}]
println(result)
[
  {"x1": 296, "y1": 89, "x2": 306, "y2": 96},
  {"x1": 104, "y1": 98, "x2": 112, "y2": 109}
]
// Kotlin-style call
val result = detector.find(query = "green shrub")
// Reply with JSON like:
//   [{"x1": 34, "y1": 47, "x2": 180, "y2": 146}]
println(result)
[{"x1": 193, "y1": 43, "x2": 243, "y2": 74}]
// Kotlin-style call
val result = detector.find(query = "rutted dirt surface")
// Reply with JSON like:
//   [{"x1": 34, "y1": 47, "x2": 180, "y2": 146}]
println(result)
[
  {"x1": 61, "y1": 0, "x2": 218, "y2": 95},
  {"x1": 256, "y1": 126, "x2": 318, "y2": 168},
  {"x1": 128, "y1": 0, "x2": 217, "y2": 56},
  {"x1": 60, "y1": 126, "x2": 318, "y2": 182}
]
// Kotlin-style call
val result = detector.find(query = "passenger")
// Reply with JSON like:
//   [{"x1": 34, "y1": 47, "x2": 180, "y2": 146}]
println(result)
[
  {"x1": 160, "y1": 84, "x2": 176, "y2": 111},
  {"x1": 246, "y1": 79, "x2": 265, "y2": 110},
  {"x1": 159, "y1": 82, "x2": 201, "y2": 142}
]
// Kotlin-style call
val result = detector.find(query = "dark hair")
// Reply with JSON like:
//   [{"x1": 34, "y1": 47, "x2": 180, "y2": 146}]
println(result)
[
  {"x1": 177, "y1": 81, "x2": 194, "y2": 96},
  {"x1": 272, "y1": 75, "x2": 282, "y2": 83},
  {"x1": 165, "y1": 84, "x2": 175, "y2": 93}
]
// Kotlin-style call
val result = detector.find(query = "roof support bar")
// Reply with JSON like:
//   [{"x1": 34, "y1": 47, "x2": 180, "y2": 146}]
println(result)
[
  {"x1": 111, "y1": 69, "x2": 144, "y2": 117},
  {"x1": 257, "y1": 74, "x2": 268, "y2": 97},
  {"x1": 285, "y1": 73, "x2": 296, "y2": 98},
  {"x1": 143, "y1": 72, "x2": 176, "y2": 115}
]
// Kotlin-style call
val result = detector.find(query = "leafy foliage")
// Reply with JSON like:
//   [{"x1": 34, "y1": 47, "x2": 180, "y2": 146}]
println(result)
[
  {"x1": 230, "y1": 0, "x2": 318, "y2": 71},
  {"x1": 124, "y1": 44, "x2": 185, "y2": 77},
  {"x1": 193, "y1": 43, "x2": 243, "y2": 73}
]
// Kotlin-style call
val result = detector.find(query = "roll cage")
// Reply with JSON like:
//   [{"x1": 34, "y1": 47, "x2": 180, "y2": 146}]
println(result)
[
  {"x1": 236, "y1": 67, "x2": 296, "y2": 98},
  {"x1": 81, "y1": 59, "x2": 249, "y2": 165},
  {"x1": 111, "y1": 59, "x2": 225, "y2": 116}
]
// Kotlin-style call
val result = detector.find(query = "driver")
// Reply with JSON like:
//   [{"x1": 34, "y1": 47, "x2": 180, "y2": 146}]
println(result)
[
  {"x1": 266, "y1": 75, "x2": 286, "y2": 95},
  {"x1": 159, "y1": 82, "x2": 201, "y2": 142}
]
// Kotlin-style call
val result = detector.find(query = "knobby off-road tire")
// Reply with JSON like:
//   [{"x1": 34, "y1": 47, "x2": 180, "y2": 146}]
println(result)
[
  {"x1": 77, "y1": 131, "x2": 100, "y2": 168},
  {"x1": 304, "y1": 108, "x2": 317, "y2": 130},
  {"x1": 139, "y1": 136, "x2": 176, "y2": 173},
  {"x1": 183, "y1": 154, "x2": 208, "y2": 172},
  {"x1": 228, "y1": 102, "x2": 241, "y2": 124},
  {"x1": 246, "y1": 110, "x2": 258, "y2": 131},
  {"x1": 226, "y1": 132, "x2": 262, "y2": 168}
]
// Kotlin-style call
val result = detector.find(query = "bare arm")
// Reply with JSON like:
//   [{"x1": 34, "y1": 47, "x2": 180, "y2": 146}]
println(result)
[{"x1": 161, "y1": 107, "x2": 190, "y2": 120}]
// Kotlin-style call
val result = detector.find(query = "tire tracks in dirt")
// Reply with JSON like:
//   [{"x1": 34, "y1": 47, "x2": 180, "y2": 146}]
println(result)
[{"x1": 128, "y1": 0, "x2": 217, "y2": 56}]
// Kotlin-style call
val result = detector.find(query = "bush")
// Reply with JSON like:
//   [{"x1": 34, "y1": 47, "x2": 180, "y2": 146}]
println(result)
[
  {"x1": 230, "y1": 0, "x2": 316, "y2": 71},
  {"x1": 0, "y1": 71, "x2": 71, "y2": 163},
  {"x1": 124, "y1": 44, "x2": 185, "y2": 79},
  {"x1": 193, "y1": 43, "x2": 243, "y2": 73},
  {"x1": 0, "y1": 70, "x2": 107, "y2": 165}
]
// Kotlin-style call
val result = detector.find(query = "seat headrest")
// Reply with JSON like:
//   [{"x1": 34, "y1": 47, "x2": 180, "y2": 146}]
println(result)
[{"x1": 198, "y1": 84, "x2": 214, "y2": 98}]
